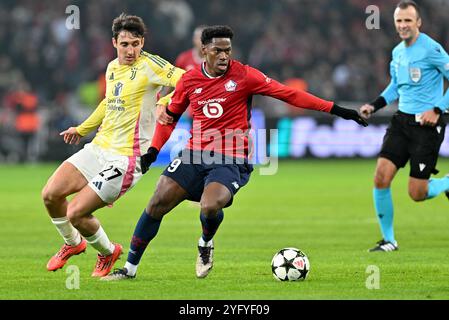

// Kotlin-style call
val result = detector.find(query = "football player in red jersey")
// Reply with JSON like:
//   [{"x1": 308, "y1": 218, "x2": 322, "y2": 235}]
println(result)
[
  {"x1": 102, "y1": 25, "x2": 368, "y2": 281},
  {"x1": 175, "y1": 25, "x2": 206, "y2": 72}
]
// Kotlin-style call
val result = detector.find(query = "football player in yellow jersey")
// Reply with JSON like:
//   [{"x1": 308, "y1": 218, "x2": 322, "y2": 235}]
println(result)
[{"x1": 41, "y1": 13, "x2": 184, "y2": 277}]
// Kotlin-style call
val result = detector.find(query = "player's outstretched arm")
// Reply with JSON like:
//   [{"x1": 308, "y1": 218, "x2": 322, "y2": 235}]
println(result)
[
  {"x1": 59, "y1": 127, "x2": 82, "y2": 145},
  {"x1": 76, "y1": 98, "x2": 107, "y2": 136},
  {"x1": 246, "y1": 65, "x2": 368, "y2": 127},
  {"x1": 62, "y1": 99, "x2": 106, "y2": 145},
  {"x1": 330, "y1": 104, "x2": 368, "y2": 127}
]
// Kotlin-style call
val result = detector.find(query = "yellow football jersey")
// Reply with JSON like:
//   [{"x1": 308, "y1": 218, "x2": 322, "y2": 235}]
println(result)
[{"x1": 76, "y1": 51, "x2": 184, "y2": 156}]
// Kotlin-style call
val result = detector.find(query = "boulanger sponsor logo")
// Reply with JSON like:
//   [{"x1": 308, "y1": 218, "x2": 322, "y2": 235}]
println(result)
[
  {"x1": 198, "y1": 98, "x2": 227, "y2": 119},
  {"x1": 198, "y1": 98, "x2": 227, "y2": 105},
  {"x1": 203, "y1": 103, "x2": 224, "y2": 118}
]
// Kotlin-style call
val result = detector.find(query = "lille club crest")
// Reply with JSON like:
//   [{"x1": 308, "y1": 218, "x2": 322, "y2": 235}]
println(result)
[{"x1": 224, "y1": 80, "x2": 237, "y2": 92}]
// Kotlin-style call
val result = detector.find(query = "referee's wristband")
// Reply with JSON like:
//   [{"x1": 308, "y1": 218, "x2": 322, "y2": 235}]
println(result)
[
  {"x1": 369, "y1": 96, "x2": 387, "y2": 112},
  {"x1": 433, "y1": 107, "x2": 442, "y2": 115}
]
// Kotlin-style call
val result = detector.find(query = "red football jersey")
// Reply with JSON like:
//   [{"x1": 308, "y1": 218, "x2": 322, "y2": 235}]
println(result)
[
  {"x1": 174, "y1": 49, "x2": 203, "y2": 118},
  {"x1": 152, "y1": 60, "x2": 334, "y2": 158},
  {"x1": 175, "y1": 49, "x2": 203, "y2": 71}
]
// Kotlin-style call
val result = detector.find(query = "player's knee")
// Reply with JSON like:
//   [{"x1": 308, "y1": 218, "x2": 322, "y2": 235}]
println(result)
[
  {"x1": 408, "y1": 188, "x2": 427, "y2": 202},
  {"x1": 373, "y1": 171, "x2": 392, "y2": 189},
  {"x1": 41, "y1": 184, "x2": 62, "y2": 205},
  {"x1": 147, "y1": 194, "x2": 169, "y2": 220},
  {"x1": 41, "y1": 185, "x2": 50, "y2": 203},
  {"x1": 200, "y1": 200, "x2": 223, "y2": 217}
]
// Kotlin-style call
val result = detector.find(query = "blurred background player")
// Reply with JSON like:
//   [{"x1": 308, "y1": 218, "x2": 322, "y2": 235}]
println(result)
[
  {"x1": 360, "y1": 0, "x2": 449, "y2": 252},
  {"x1": 102, "y1": 25, "x2": 368, "y2": 281},
  {"x1": 4, "y1": 80, "x2": 40, "y2": 162},
  {"x1": 41, "y1": 13, "x2": 184, "y2": 276},
  {"x1": 175, "y1": 25, "x2": 206, "y2": 72},
  {"x1": 173, "y1": 25, "x2": 206, "y2": 119}
]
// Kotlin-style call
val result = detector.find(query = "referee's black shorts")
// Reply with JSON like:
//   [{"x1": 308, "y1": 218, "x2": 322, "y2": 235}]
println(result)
[{"x1": 379, "y1": 111, "x2": 446, "y2": 179}]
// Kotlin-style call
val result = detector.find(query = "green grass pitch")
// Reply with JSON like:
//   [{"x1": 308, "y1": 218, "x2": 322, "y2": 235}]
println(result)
[{"x1": 1, "y1": 159, "x2": 449, "y2": 300}]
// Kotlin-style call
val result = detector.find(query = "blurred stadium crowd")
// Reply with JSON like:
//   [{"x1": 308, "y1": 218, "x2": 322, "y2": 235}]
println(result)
[{"x1": 0, "y1": 0, "x2": 448, "y2": 162}]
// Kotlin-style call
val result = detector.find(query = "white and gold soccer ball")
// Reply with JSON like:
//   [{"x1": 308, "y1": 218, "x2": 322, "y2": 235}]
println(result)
[{"x1": 271, "y1": 247, "x2": 310, "y2": 281}]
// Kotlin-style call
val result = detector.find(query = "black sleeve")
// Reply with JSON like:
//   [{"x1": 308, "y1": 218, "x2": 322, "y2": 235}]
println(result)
[{"x1": 369, "y1": 96, "x2": 387, "y2": 112}]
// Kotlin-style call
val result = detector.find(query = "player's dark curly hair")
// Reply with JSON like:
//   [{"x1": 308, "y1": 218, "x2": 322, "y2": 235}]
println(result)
[
  {"x1": 112, "y1": 13, "x2": 147, "y2": 40},
  {"x1": 201, "y1": 25, "x2": 234, "y2": 45}
]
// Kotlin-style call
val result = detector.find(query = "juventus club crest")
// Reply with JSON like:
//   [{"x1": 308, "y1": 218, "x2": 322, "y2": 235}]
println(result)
[
  {"x1": 409, "y1": 67, "x2": 421, "y2": 83},
  {"x1": 130, "y1": 67, "x2": 138, "y2": 80}
]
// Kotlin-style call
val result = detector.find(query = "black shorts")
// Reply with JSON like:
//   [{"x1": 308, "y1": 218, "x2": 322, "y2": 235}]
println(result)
[
  {"x1": 162, "y1": 149, "x2": 253, "y2": 207},
  {"x1": 379, "y1": 111, "x2": 446, "y2": 179}
]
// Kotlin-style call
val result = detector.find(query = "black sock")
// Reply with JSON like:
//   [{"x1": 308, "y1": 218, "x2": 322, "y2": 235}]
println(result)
[{"x1": 200, "y1": 209, "x2": 224, "y2": 243}]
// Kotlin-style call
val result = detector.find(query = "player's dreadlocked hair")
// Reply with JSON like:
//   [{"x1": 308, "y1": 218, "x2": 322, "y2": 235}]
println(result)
[
  {"x1": 112, "y1": 13, "x2": 147, "y2": 40},
  {"x1": 201, "y1": 25, "x2": 234, "y2": 45}
]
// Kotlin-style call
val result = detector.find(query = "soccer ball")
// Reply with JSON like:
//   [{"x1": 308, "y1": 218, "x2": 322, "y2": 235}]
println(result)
[{"x1": 271, "y1": 247, "x2": 310, "y2": 281}]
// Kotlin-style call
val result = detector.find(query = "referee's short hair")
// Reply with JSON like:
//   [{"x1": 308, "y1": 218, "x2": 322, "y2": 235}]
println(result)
[{"x1": 397, "y1": 0, "x2": 421, "y2": 19}]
